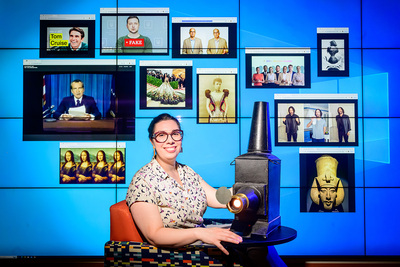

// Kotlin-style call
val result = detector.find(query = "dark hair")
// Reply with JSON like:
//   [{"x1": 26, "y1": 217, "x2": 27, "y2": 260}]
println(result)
[
  {"x1": 69, "y1": 27, "x2": 85, "y2": 38},
  {"x1": 70, "y1": 79, "x2": 84, "y2": 89},
  {"x1": 127, "y1": 16, "x2": 139, "y2": 24},
  {"x1": 80, "y1": 150, "x2": 90, "y2": 163},
  {"x1": 337, "y1": 107, "x2": 344, "y2": 114},
  {"x1": 96, "y1": 150, "x2": 107, "y2": 163},
  {"x1": 64, "y1": 150, "x2": 75, "y2": 163},
  {"x1": 315, "y1": 109, "x2": 323, "y2": 117},
  {"x1": 288, "y1": 106, "x2": 295, "y2": 113},
  {"x1": 114, "y1": 150, "x2": 124, "y2": 162},
  {"x1": 213, "y1": 78, "x2": 222, "y2": 85},
  {"x1": 148, "y1": 113, "x2": 181, "y2": 139}
]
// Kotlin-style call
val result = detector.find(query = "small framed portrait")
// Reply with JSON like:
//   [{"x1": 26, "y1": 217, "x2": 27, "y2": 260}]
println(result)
[
  {"x1": 40, "y1": 14, "x2": 95, "y2": 58},
  {"x1": 59, "y1": 142, "x2": 126, "y2": 185},
  {"x1": 197, "y1": 68, "x2": 237, "y2": 124},
  {"x1": 317, "y1": 28, "x2": 349, "y2": 77},
  {"x1": 140, "y1": 60, "x2": 193, "y2": 109},
  {"x1": 299, "y1": 148, "x2": 355, "y2": 212},
  {"x1": 172, "y1": 17, "x2": 237, "y2": 58},
  {"x1": 100, "y1": 8, "x2": 169, "y2": 55}
]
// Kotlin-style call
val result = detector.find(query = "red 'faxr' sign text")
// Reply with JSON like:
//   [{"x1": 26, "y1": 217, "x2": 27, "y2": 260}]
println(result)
[{"x1": 125, "y1": 39, "x2": 144, "y2": 47}]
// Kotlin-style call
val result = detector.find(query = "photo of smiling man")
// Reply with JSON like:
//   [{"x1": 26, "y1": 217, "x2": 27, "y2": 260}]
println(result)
[{"x1": 58, "y1": 27, "x2": 88, "y2": 51}]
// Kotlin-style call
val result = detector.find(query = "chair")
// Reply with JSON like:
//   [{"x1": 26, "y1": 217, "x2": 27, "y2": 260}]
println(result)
[
  {"x1": 104, "y1": 200, "x2": 240, "y2": 267},
  {"x1": 109, "y1": 200, "x2": 144, "y2": 242}
]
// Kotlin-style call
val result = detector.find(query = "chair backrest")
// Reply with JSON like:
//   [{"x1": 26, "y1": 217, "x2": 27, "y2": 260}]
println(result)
[{"x1": 110, "y1": 200, "x2": 144, "y2": 242}]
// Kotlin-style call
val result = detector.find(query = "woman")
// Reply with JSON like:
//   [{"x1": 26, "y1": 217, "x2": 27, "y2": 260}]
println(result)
[
  {"x1": 266, "y1": 66, "x2": 277, "y2": 84},
  {"x1": 110, "y1": 150, "x2": 125, "y2": 183},
  {"x1": 93, "y1": 150, "x2": 109, "y2": 183},
  {"x1": 252, "y1": 67, "x2": 264, "y2": 86},
  {"x1": 126, "y1": 113, "x2": 242, "y2": 256},
  {"x1": 205, "y1": 78, "x2": 229, "y2": 123},
  {"x1": 76, "y1": 150, "x2": 92, "y2": 183},
  {"x1": 60, "y1": 150, "x2": 76, "y2": 183},
  {"x1": 147, "y1": 75, "x2": 185, "y2": 105}
]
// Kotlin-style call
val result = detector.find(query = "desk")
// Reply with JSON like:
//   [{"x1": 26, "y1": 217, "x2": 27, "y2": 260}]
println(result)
[
  {"x1": 224, "y1": 226, "x2": 296, "y2": 267},
  {"x1": 225, "y1": 226, "x2": 297, "y2": 248},
  {"x1": 43, "y1": 119, "x2": 115, "y2": 132}
]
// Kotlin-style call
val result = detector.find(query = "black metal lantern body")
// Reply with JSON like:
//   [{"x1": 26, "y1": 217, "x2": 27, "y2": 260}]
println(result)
[{"x1": 229, "y1": 102, "x2": 281, "y2": 239}]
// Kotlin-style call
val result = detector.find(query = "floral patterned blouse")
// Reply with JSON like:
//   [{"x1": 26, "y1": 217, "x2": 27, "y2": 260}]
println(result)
[{"x1": 126, "y1": 159, "x2": 207, "y2": 228}]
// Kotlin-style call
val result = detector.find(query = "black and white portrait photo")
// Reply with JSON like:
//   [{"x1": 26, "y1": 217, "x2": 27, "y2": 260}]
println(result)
[{"x1": 317, "y1": 28, "x2": 349, "y2": 77}]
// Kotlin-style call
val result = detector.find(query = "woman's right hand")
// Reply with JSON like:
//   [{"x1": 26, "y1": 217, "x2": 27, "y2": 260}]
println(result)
[{"x1": 196, "y1": 227, "x2": 242, "y2": 255}]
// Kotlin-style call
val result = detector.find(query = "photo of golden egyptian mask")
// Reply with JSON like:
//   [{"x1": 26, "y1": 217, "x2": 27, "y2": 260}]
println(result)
[{"x1": 300, "y1": 153, "x2": 355, "y2": 212}]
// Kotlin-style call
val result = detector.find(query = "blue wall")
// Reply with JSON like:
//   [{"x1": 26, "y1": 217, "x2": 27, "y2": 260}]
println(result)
[{"x1": 0, "y1": 0, "x2": 399, "y2": 257}]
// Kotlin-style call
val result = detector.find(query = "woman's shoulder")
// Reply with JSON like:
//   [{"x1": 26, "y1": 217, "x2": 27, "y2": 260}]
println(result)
[
  {"x1": 133, "y1": 160, "x2": 163, "y2": 179},
  {"x1": 178, "y1": 162, "x2": 200, "y2": 176}
]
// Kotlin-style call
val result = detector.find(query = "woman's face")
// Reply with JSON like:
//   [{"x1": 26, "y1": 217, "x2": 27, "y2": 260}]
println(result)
[
  {"x1": 66, "y1": 152, "x2": 72, "y2": 162},
  {"x1": 151, "y1": 120, "x2": 182, "y2": 164},
  {"x1": 256, "y1": 67, "x2": 260, "y2": 73},
  {"x1": 316, "y1": 109, "x2": 321, "y2": 117},
  {"x1": 97, "y1": 151, "x2": 104, "y2": 161},
  {"x1": 114, "y1": 151, "x2": 121, "y2": 161},
  {"x1": 269, "y1": 67, "x2": 273, "y2": 73},
  {"x1": 81, "y1": 151, "x2": 87, "y2": 162}
]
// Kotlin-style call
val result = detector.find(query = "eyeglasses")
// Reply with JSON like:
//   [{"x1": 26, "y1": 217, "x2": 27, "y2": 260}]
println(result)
[{"x1": 152, "y1": 130, "x2": 183, "y2": 143}]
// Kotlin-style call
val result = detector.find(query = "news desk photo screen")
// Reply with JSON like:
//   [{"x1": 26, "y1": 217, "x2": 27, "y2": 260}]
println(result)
[
  {"x1": 100, "y1": 8, "x2": 169, "y2": 55},
  {"x1": 299, "y1": 148, "x2": 355, "y2": 212},
  {"x1": 140, "y1": 61, "x2": 193, "y2": 109},
  {"x1": 40, "y1": 14, "x2": 95, "y2": 58},
  {"x1": 197, "y1": 68, "x2": 237, "y2": 124},
  {"x1": 274, "y1": 94, "x2": 358, "y2": 146},
  {"x1": 245, "y1": 48, "x2": 311, "y2": 88},
  {"x1": 59, "y1": 142, "x2": 126, "y2": 184},
  {"x1": 172, "y1": 17, "x2": 237, "y2": 58},
  {"x1": 23, "y1": 59, "x2": 136, "y2": 141}
]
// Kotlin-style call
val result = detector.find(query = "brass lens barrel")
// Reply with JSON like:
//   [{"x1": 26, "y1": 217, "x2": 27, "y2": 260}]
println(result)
[{"x1": 227, "y1": 193, "x2": 249, "y2": 214}]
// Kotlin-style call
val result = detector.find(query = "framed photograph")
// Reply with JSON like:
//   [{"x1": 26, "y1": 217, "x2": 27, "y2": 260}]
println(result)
[
  {"x1": 140, "y1": 60, "x2": 193, "y2": 109},
  {"x1": 23, "y1": 59, "x2": 136, "y2": 141},
  {"x1": 317, "y1": 28, "x2": 349, "y2": 77},
  {"x1": 300, "y1": 148, "x2": 355, "y2": 212},
  {"x1": 40, "y1": 14, "x2": 95, "y2": 58},
  {"x1": 197, "y1": 68, "x2": 237, "y2": 124},
  {"x1": 60, "y1": 142, "x2": 126, "y2": 184},
  {"x1": 245, "y1": 48, "x2": 311, "y2": 88},
  {"x1": 274, "y1": 94, "x2": 358, "y2": 146},
  {"x1": 100, "y1": 8, "x2": 169, "y2": 55},
  {"x1": 172, "y1": 17, "x2": 237, "y2": 58}
]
